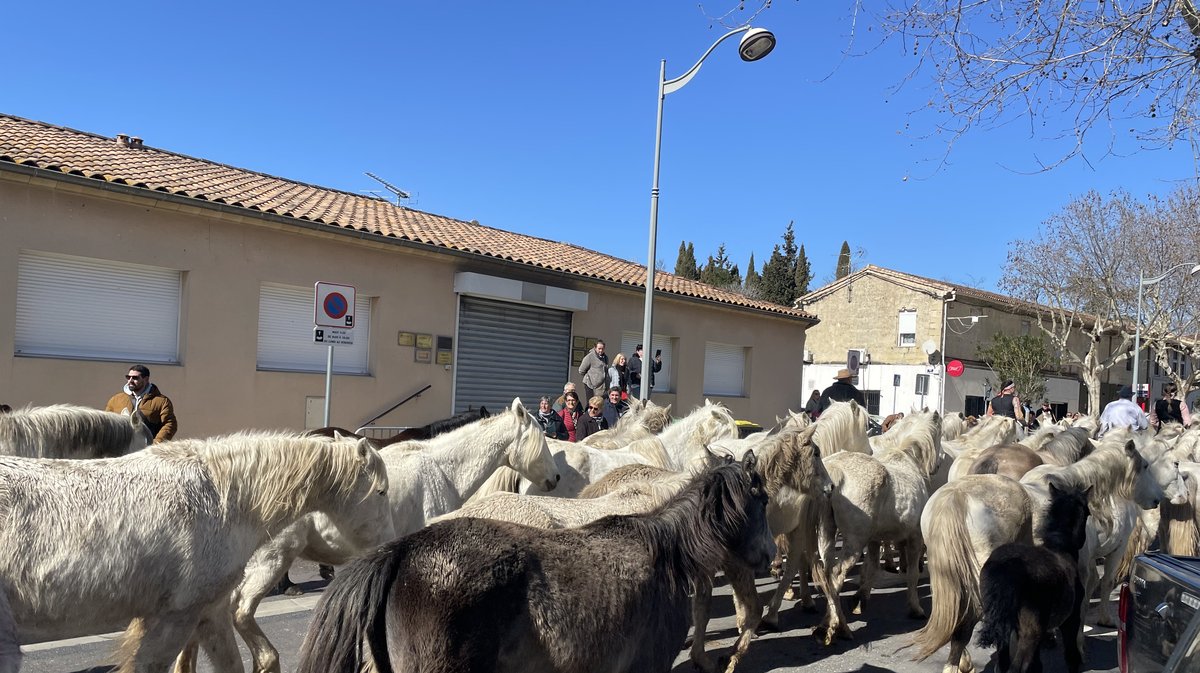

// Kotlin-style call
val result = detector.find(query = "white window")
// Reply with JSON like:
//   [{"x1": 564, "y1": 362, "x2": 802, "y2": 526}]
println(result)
[
  {"x1": 704, "y1": 342, "x2": 747, "y2": 397},
  {"x1": 257, "y1": 283, "x2": 371, "y2": 374},
  {"x1": 15, "y1": 250, "x2": 181, "y2": 362},
  {"x1": 898, "y1": 309, "x2": 917, "y2": 348},
  {"x1": 620, "y1": 331, "x2": 673, "y2": 393}
]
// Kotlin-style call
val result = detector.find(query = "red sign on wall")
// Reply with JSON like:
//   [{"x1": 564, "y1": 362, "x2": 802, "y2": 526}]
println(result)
[{"x1": 946, "y1": 360, "x2": 965, "y2": 377}]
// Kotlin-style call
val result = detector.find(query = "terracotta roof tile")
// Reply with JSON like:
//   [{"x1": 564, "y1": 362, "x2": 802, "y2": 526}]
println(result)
[{"x1": 0, "y1": 113, "x2": 814, "y2": 320}]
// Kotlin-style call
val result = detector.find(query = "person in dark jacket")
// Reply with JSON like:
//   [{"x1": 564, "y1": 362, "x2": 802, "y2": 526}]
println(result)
[
  {"x1": 628, "y1": 344, "x2": 663, "y2": 399},
  {"x1": 534, "y1": 396, "x2": 568, "y2": 440},
  {"x1": 575, "y1": 395, "x2": 609, "y2": 441},
  {"x1": 803, "y1": 390, "x2": 822, "y2": 419},
  {"x1": 601, "y1": 387, "x2": 628, "y2": 428},
  {"x1": 818, "y1": 368, "x2": 866, "y2": 412}
]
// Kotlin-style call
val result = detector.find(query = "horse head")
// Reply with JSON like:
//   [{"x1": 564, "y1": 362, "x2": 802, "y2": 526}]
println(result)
[
  {"x1": 317, "y1": 436, "x2": 397, "y2": 549},
  {"x1": 1124, "y1": 439, "x2": 1164, "y2": 510},
  {"x1": 1140, "y1": 433, "x2": 1190, "y2": 506},
  {"x1": 724, "y1": 451, "x2": 775, "y2": 574},
  {"x1": 507, "y1": 397, "x2": 561, "y2": 492},
  {"x1": 126, "y1": 409, "x2": 153, "y2": 452}
]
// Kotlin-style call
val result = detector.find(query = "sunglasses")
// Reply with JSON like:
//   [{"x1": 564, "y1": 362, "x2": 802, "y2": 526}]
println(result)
[
  {"x1": 126, "y1": 375, "x2": 143, "y2": 380},
  {"x1": 589, "y1": 406, "x2": 602, "y2": 411}
]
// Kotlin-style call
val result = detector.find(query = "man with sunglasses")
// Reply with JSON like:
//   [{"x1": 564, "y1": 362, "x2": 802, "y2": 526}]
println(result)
[{"x1": 104, "y1": 364, "x2": 177, "y2": 442}]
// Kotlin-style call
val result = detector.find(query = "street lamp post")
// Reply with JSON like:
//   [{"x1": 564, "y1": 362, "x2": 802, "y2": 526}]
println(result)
[
  {"x1": 1132, "y1": 262, "x2": 1200, "y2": 398},
  {"x1": 640, "y1": 26, "x2": 776, "y2": 402}
]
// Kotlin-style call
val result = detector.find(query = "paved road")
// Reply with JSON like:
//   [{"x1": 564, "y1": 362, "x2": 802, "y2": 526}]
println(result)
[{"x1": 22, "y1": 561, "x2": 1120, "y2": 673}]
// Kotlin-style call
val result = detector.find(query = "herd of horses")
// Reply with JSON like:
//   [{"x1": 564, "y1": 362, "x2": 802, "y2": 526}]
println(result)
[{"x1": 0, "y1": 396, "x2": 1194, "y2": 673}]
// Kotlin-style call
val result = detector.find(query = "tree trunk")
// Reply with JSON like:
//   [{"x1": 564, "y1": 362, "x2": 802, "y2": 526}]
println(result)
[{"x1": 1082, "y1": 368, "x2": 1102, "y2": 416}]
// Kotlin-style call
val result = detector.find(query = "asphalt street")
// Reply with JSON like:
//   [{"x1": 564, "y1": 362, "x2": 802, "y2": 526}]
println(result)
[{"x1": 22, "y1": 559, "x2": 1120, "y2": 673}]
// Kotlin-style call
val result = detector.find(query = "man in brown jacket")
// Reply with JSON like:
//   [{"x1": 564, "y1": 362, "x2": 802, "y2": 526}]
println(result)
[{"x1": 104, "y1": 364, "x2": 177, "y2": 442}]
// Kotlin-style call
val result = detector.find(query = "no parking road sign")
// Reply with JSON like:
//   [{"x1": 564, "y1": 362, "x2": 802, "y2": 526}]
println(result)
[{"x1": 314, "y1": 281, "x2": 355, "y2": 345}]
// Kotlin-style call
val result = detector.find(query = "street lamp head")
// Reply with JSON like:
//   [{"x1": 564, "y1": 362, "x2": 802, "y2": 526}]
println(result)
[
  {"x1": 1189, "y1": 264, "x2": 1200, "y2": 276},
  {"x1": 738, "y1": 27, "x2": 776, "y2": 62}
]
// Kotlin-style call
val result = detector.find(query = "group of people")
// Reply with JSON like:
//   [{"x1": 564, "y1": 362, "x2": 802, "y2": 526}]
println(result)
[
  {"x1": 529, "y1": 340, "x2": 663, "y2": 443},
  {"x1": 1098, "y1": 382, "x2": 1191, "y2": 436}
]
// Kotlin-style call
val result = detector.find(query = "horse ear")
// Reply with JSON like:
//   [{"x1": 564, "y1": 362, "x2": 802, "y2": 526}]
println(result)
[
  {"x1": 1048, "y1": 480, "x2": 1061, "y2": 497},
  {"x1": 742, "y1": 450, "x2": 757, "y2": 473},
  {"x1": 355, "y1": 437, "x2": 372, "y2": 461},
  {"x1": 1124, "y1": 440, "x2": 1137, "y2": 457},
  {"x1": 479, "y1": 405, "x2": 490, "y2": 418},
  {"x1": 511, "y1": 398, "x2": 524, "y2": 415}
]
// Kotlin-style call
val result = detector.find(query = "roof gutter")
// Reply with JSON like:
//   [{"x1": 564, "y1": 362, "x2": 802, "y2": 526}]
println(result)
[{"x1": 0, "y1": 161, "x2": 817, "y2": 325}]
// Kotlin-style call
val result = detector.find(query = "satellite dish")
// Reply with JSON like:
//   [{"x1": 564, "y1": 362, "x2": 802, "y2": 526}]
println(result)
[{"x1": 922, "y1": 340, "x2": 938, "y2": 355}]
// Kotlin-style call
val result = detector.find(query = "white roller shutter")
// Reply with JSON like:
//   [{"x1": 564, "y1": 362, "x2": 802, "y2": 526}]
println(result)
[
  {"x1": 704, "y1": 342, "x2": 746, "y2": 397},
  {"x1": 257, "y1": 283, "x2": 370, "y2": 374},
  {"x1": 15, "y1": 250, "x2": 180, "y2": 362},
  {"x1": 455, "y1": 296, "x2": 571, "y2": 413},
  {"x1": 620, "y1": 330, "x2": 673, "y2": 394}
]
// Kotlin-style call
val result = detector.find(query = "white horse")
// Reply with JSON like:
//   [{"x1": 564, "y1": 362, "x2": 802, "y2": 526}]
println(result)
[
  {"x1": 0, "y1": 432, "x2": 388, "y2": 673},
  {"x1": 913, "y1": 430, "x2": 1168, "y2": 673},
  {"x1": 944, "y1": 415, "x2": 1022, "y2": 483},
  {"x1": 813, "y1": 400, "x2": 871, "y2": 455},
  {"x1": 811, "y1": 409, "x2": 943, "y2": 644},
  {"x1": 0, "y1": 404, "x2": 152, "y2": 458},
  {"x1": 1022, "y1": 428, "x2": 1188, "y2": 627},
  {"x1": 941, "y1": 411, "x2": 968, "y2": 441},
  {"x1": 577, "y1": 399, "x2": 673, "y2": 449}
]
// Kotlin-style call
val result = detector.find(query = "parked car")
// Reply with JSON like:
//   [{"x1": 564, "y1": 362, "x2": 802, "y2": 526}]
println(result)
[{"x1": 1119, "y1": 552, "x2": 1200, "y2": 672}]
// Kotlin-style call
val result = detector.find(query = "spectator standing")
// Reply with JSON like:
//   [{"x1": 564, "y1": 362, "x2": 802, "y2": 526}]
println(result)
[
  {"x1": 986, "y1": 380, "x2": 1024, "y2": 424},
  {"x1": 608, "y1": 353, "x2": 630, "y2": 399},
  {"x1": 1038, "y1": 401, "x2": 1057, "y2": 424},
  {"x1": 577, "y1": 340, "x2": 609, "y2": 401},
  {"x1": 534, "y1": 396, "x2": 568, "y2": 440},
  {"x1": 553, "y1": 382, "x2": 576, "y2": 412},
  {"x1": 1099, "y1": 385, "x2": 1149, "y2": 437},
  {"x1": 803, "y1": 390, "x2": 822, "y2": 420},
  {"x1": 628, "y1": 344, "x2": 662, "y2": 399},
  {"x1": 104, "y1": 364, "x2": 177, "y2": 442},
  {"x1": 558, "y1": 391, "x2": 584, "y2": 442},
  {"x1": 818, "y1": 369, "x2": 866, "y2": 412},
  {"x1": 1152, "y1": 383, "x2": 1191, "y2": 430},
  {"x1": 601, "y1": 386, "x2": 628, "y2": 428},
  {"x1": 575, "y1": 395, "x2": 609, "y2": 442}
]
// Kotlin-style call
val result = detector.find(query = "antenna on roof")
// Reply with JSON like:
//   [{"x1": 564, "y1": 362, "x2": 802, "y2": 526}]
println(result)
[{"x1": 364, "y1": 172, "x2": 412, "y2": 208}]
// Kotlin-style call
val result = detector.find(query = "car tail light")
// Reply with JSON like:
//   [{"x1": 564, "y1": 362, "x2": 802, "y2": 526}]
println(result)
[{"x1": 1118, "y1": 582, "x2": 1130, "y2": 673}]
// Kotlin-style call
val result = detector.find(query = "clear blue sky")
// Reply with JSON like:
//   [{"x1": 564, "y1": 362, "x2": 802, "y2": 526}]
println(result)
[{"x1": 4, "y1": 2, "x2": 1193, "y2": 292}]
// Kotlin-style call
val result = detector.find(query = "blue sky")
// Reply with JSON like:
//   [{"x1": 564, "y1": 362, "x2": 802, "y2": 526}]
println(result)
[{"x1": 4, "y1": 2, "x2": 1193, "y2": 292}]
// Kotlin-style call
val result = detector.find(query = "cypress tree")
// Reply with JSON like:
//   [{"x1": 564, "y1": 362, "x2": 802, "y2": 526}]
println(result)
[
  {"x1": 745, "y1": 252, "x2": 760, "y2": 291},
  {"x1": 836, "y1": 240, "x2": 852, "y2": 279},
  {"x1": 674, "y1": 241, "x2": 699, "y2": 280},
  {"x1": 758, "y1": 245, "x2": 792, "y2": 306},
  {"x1": 794, "y1": 244, "x2": 812, "y2": 297}
]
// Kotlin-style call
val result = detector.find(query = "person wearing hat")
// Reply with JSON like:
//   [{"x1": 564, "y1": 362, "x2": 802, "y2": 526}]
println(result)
[
  {"x1": 1099, "y1": 385, "x2": 1148, "y2": 437},
  {"x1": 986, "y1": 379, "x2": 1024, "y2": 423},
  {"x1": 818, "y1": 368, "x2": 866, "y2": 413}
]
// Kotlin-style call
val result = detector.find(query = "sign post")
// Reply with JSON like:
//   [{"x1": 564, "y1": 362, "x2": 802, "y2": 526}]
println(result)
[
  {"x1": 314, "y1": 281, "x2": 356, "y2": 426},
  {"x1": 892, "y1": 374, "x2": 901, "y2": 414}
]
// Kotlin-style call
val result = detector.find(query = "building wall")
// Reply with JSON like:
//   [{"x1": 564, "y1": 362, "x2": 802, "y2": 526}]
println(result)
[
  {"x1": 0, "y1": 177, "x2": 807, "y2": 435},
  {"x1": 802, "y1": 275, "x2": 944, "y2": 367}
]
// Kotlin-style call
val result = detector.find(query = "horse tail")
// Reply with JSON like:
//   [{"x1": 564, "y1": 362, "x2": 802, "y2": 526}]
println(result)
[
  {"x1": 296, "y1": 542, "x2": 404, "y2": 673},
  {"x1": 912, "y1": 487, "x2": 980, "y2": 661},
  {"x1": 976, "y1": 558, "x2": 1017, "y2": 648}
]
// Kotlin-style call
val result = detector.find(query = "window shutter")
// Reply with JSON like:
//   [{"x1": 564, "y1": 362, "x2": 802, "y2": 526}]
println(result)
[
  {"x1": 704, "y1": 342, "x2": 746, "y2": 397},
  {"x1": 16, "y1": 250, "x2": 180, "y2": 362},
  {"x1": 257, "y1": 283, "x2": 370, "y2": 374}
]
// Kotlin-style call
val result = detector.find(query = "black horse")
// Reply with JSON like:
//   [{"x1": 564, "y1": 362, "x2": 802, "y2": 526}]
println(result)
[
  {"x1": 978, "y1": 481, "x2": 1092, "y2": 673},
  {"x1": 296, "y1": 455, "x2": 774, "y2": 673}
]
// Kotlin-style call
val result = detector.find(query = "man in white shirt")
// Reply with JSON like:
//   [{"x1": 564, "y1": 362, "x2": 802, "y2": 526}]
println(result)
[{"x1": 1099, "y1": 385, "x2": 1149, "y2": 437}]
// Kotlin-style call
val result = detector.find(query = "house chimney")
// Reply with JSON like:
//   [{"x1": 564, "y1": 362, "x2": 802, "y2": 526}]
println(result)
[
  {"x1": 129, "y1": 136, "x2": 144, "y2": 149},
  {"x1": 116, "y1": 134, "x2": 130, "y2": 147}
]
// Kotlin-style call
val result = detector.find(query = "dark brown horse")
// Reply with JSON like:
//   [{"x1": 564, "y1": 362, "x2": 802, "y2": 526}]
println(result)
[{"x1": 295, "y1": 455, "x2": 774, "y2": 673}]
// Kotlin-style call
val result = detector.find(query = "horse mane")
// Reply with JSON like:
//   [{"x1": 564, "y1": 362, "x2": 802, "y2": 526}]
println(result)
[
  {"x1": 1036, "y1": 484, "x2": 1091, "y2": 554},
  {"x1": 579, "y1": 463, "x2": 678, "y2": 498},
  {"x1": 1036, "y1": 427, "x2": 1092, "y2": 467},
  {"x1": 1024, "y1": 429, "x2": 1142, "y2": 530},
  {"x1": 153, "y1": 431, "x2": 386, "y2": 525},
  {"x1": 873, "y1": 410, "x2": 943, "y2": 477},
  {"x1": 661, "y1": 402, "x2": 737, "y2": 447},
  {"x1": 1019, "y1": 423, "x2": 1065, "y2": 450},
  {"x1": 813, "y1": 400, "x2": 870, "y2": 455},
  {"x1": 957, "y1": 415, "x2": 1020, "y2": 452},
  {"x1": 638, "y1": 402, "x2": 673, "y2": 434},
  {"x1": 587, "y1": 459, "x2": 761, "y2": 594},
  {"x1": 0, "y1": 404, "x2": 148, "y2": 458},
  {"x1": 940, "y1": 412, "x2": 966, "y2": 441},
  {"x1": 755, "y1": 425, "x2": 824, "y2": 498}
]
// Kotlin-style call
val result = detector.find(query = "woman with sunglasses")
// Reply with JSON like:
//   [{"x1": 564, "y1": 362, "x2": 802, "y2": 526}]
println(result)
[
  {"x1": 574, "y1": 395, "x2": 610, "y2": 443},
  {"x1": 104, "y1": 364, "x2": 177, "y2": 442}
]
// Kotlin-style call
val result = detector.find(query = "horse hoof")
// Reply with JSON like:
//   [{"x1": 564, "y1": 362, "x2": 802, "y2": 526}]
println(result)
[
  {"x1": 801, "y1": 602, "x2": 818, "y2": 614},
  {"x1": 283, "y1": 585, "x2": 305, "y2": 597},
  {"x1": 851, "y1": 604, "x2": 863, "y2": 616},
  {"x1": 783, "y1": 588, "x2": 798, "y2": 601}
]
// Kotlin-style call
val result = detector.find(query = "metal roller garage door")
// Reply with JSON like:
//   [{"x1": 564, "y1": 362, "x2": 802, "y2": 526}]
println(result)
[{"x1": 455, "y1": 296, "x2": 572, "y2": 413}]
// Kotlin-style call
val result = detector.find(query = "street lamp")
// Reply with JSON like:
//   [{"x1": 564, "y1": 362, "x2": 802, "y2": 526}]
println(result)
[
  {"x1": 1132, "y1": 262, "x2": 1200, "y2": 397},
  {"x1": 640, "y1": 26, "x2": 777, "y2": 401}
]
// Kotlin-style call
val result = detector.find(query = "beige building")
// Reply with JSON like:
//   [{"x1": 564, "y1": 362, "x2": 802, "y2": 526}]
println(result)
[
  {"x1": 0, "y1": 114, "x2": 816, "y2": 437},
  {"x1": 796, "y1": 266, "x2": 1147, "y2": 418}
]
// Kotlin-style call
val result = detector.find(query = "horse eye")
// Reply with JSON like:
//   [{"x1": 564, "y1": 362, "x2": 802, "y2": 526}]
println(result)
[{"x1": 377, "y1": 489, "x2": 386, "y2": 496}]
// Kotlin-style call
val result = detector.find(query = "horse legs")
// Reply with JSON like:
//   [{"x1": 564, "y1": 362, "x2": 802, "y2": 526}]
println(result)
[
  {"x1": 943, "y1": 617, "x2": 977, "y2": 673},
  {"x1": 1093, "y1": 552, "x2": 1122, "y2": 627},
  {"x1": 0, "y1": 586, "x2": 20, "y2": 673},
  {"x1": 762, "y1": 530, "x2": 805, "y2": 630},
  {"x1": 235, "y1": 541, "x2": 307, "y2": 673},
  {"x1": 1007, "y1": 619, "x2": 1044, "y2": 673},
  {"x1": 850, "y1": 541, "x2": 880, "y2": 616},
  {"x1": 721, "y1": 560, "x2": 761, "y2": 673},
  {"x1": 193, "y1": 602, "x2": 243, "y2": 673},
  {"x1": 1061, "y1": 585, "x2": 1085, "y2": 673},
  {"x1": 118, "y1": 614, "x2": 203, "y2": 673},
  {"x1": 689, "y1": 574, "x2": 719, "y2": 673},
  {"x1": 814, "y1": 528, "x2": 860, "y2": 646},
  {"x1": 902, "y1": 537, "x2": 927, "y2": 619}
]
